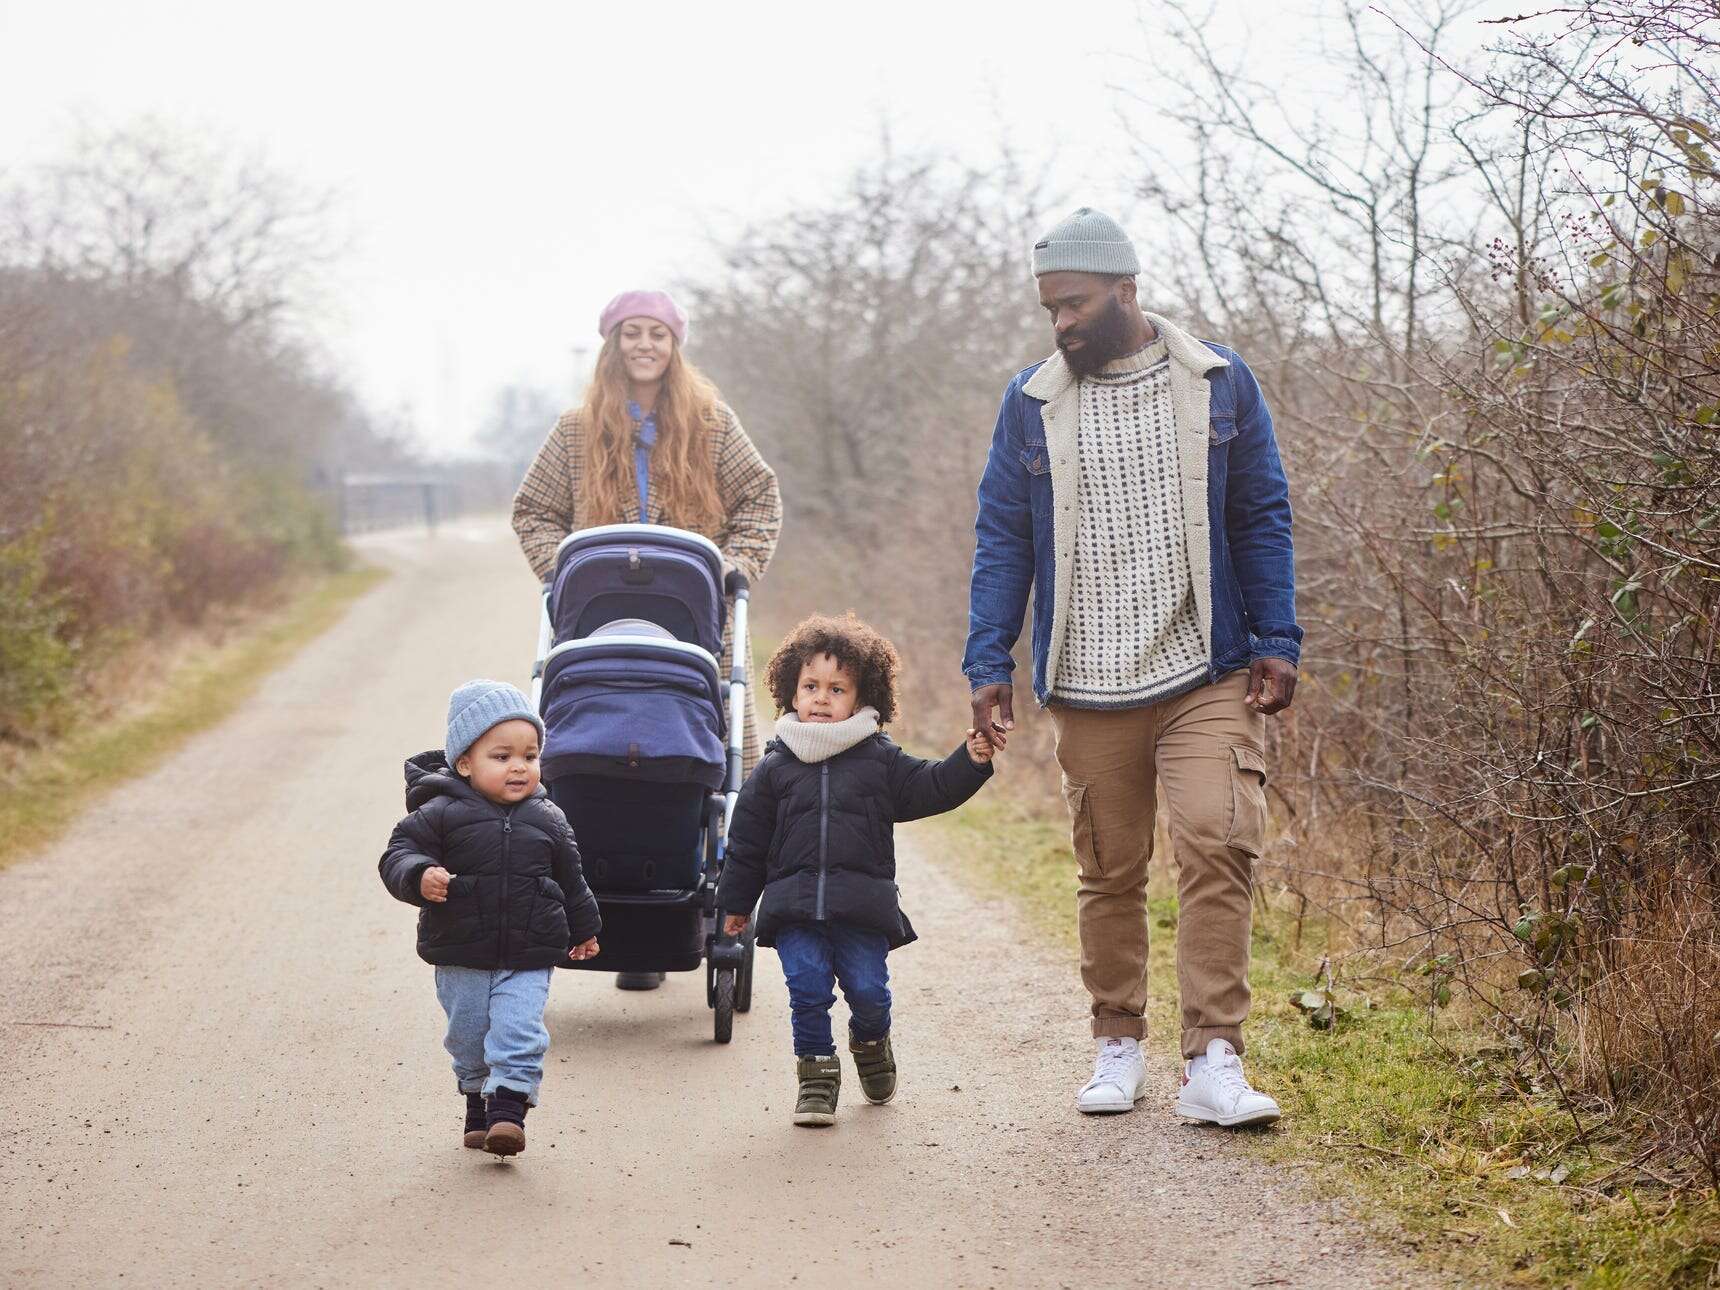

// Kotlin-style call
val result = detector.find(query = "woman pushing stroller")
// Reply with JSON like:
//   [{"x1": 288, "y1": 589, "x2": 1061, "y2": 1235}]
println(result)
[
  {"x1": 511, "y1": 288, "x2": 781, "y2": 992},
  {"x1": 717, "y1": 614, "x2": 1000, "y2": 1127}
]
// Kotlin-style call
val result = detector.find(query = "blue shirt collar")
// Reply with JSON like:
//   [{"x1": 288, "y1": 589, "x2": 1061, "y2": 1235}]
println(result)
[{"x1": 626, "y1": 400, "x2": 659, "y2": 447}]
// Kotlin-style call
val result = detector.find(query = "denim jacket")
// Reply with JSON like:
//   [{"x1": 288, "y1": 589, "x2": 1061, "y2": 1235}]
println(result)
[{"x1": 964, "y1": 312, "x2": 1301, "y2": 705}]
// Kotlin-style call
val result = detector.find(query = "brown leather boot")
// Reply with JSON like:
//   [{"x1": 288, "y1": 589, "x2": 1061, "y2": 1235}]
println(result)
[{"x1": 483, "y1": 1088, "x2": 528, "y2": 1156}]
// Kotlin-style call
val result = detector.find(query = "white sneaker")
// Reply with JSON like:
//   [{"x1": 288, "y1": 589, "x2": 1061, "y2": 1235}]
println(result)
[
  {"x1": 1076, "y1": 1037, "x2": 1147, "y2": 1114},
  {"x1": 1175, "y1": 1038, "x2": 1282, "y2": 1126}
]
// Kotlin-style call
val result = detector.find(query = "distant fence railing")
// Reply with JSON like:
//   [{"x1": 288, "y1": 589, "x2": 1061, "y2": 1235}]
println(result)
[{"x1": 335, "y1": 475, "x2": 465, "y2": 535}]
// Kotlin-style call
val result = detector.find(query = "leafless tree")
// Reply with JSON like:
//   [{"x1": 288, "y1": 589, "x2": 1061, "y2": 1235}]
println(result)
[
  {"x1": 682, "y1": 145, "x2": 1059, "y2": 746},
  {"x1": 0, "y1": 126, "x2": 401, "y2": 740},
  {"x1": 1, "y1": 120, "x2": 341, "y2": 332}
]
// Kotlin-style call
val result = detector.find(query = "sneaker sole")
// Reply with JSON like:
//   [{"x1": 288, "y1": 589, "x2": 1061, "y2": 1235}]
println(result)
[
  {"x1": 1174, "y1": 1100, "x2": 1281, "y2": 1127},
  {"x1": 1077, "y1": 1098, "x2": 1141, "y2": 1115},
  {"x1": 1077, "y1": 1085, "x2": 1145, "y2": 1115},
  {"x1": 483, "y1": 1124, "x2": 526, "y2": 1155},
  {"x1": 793, "y1": 1112, "x2": 836, "y2": 1127}
]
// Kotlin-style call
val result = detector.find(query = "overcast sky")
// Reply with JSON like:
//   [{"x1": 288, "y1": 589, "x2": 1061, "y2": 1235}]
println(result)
[{"x1": 1, "y1": 0, "x2": 1513, "y2": 456}]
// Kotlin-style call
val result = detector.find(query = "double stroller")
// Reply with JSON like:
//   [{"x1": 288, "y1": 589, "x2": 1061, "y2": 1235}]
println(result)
[{"x1": 529, "y1": 524, "x2": 757, "y2": 1042}]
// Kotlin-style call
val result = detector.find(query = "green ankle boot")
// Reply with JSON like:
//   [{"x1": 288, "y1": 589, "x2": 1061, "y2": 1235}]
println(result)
[
  {"x1": 793, "y1": 1054, "x2": 841, "y2": 1126},
  {"x1": 849, "y1": 1033, "x2": 898, "y2": 1104}
]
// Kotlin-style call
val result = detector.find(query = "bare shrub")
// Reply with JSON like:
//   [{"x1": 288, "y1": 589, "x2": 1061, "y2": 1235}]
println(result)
[
  {"x1": 1127, "y1": 0, "x2": 1720, "y2": 1184},
  {"x1": 0, "y1": 126, "x2": 390, "y2": 741}
]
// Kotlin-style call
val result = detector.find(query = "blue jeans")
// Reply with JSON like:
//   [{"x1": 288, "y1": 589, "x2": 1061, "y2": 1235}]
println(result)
[
  {"x1": 433, "y1": 966, "x2": 553, "y2": 1105},
  {"x1": 774, "y1": 922, "x2": 891, "y2": 1056}
]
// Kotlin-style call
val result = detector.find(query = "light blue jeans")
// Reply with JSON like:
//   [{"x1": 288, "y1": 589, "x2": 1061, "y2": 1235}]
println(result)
[{"x1": 433, "y1": 966, "x2": 553, "y2": 1105}]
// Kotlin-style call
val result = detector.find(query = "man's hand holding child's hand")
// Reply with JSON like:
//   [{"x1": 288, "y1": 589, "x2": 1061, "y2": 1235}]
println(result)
[
  {"x1": 967, "y1": 728, "x2": 996, "y2": 766},
  {"x1": 568, "y1": 937, "x2": 600, "y2": 962},
  {"x1": 723, "y1": 913, "x2": 749, "y2": 937},
  {"x1": 420, "y1": 866, "x2": 452, "y2": 902}
]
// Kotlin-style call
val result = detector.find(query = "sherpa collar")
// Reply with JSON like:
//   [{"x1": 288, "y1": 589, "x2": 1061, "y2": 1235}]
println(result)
[
  {"x1": 773, "y1": 707, "x2": 881, "y2": 763},
  {"x1": 1022, "y1": 310, "x2": 1227, "y2": 402}
]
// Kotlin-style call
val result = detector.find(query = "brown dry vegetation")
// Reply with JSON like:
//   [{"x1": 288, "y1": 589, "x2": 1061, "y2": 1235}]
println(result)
[
  {"x1": 0, "y1": 125, "x2": 410, "y2": 741},
  {"x1": 689, "y1": 2, "x2": 1720, "y2": 1194}
]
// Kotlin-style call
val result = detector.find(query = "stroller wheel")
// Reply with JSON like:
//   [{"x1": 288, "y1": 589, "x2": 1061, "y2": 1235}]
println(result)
[
  {"x1": 735, "y1": 925, "x2": 757, "y2": 1013},
  {"x1": 712, "y1": 968, "x2": 735, "y2": 1044},
  {"x1": 616, "y1": 972, "x2": 665, "y2": 991}
]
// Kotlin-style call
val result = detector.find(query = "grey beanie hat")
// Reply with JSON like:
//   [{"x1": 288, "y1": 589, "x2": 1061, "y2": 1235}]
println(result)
[
  {"x1": 1031, "y1": 207, "x2": 1141, "y2": 276},
  {"x1": 446, "y1": 679, "x2": 545, "y2": 768}
]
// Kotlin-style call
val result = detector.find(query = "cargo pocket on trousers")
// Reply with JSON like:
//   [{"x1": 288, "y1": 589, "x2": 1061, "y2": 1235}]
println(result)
[
  {"x1": 1227, "y1": 746, "x2": 1268, "y2": 858},
  {"x1": 1062, "y1": 778, "x2": 1103, "y2": 878}
]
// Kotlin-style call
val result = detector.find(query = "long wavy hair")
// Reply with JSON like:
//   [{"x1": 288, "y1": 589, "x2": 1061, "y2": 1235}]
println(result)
[{"x1": 576, "y1": 331, "x2": 725, "y2": 530}]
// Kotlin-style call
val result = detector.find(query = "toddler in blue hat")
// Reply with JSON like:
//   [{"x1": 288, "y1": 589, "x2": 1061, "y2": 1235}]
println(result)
[{"x1": 379, "y1": 679, "x2": 601, "y2": 1156}]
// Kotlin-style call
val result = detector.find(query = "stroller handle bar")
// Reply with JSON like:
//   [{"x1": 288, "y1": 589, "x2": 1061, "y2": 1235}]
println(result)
[{"x1": 553, "y1": 523, "x2": 724, "y2": 568}]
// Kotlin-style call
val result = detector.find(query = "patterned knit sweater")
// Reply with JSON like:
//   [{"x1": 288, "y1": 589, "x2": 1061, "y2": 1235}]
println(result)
[{"x1": 1050, "y1": 339, "x2": 1208, "y2": 709}]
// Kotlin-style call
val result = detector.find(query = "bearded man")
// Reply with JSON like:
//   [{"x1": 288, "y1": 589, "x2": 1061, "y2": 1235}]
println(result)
[{"x1": 964, "y1": 209, "x2": 1301, "y2": 1124}]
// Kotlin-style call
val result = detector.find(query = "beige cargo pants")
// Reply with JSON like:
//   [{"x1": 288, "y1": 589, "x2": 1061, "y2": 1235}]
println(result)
[{"x1": 1048, "y1": 669, "x2": 1268, "y2": 1057}]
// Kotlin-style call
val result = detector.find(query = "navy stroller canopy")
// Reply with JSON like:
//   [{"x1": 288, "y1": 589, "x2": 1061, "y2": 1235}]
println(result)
[
  {"x1": 550, "y1": 525, "x2": 726, "y2": 657},
  {"x1": 540, "y1": 526, "x2": 729, "y2": 791}
]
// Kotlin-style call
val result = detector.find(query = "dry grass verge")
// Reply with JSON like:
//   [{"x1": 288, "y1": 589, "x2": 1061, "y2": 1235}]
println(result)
[
  {"x1": 0, "y1": 564, "x2": 385, "y2": 871},
  {"x1": 930, "y1": 797, "x2": 1720, "y2": 1289}
]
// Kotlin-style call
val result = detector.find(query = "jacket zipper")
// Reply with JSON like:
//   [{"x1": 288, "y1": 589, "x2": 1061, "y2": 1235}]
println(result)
[
  {"x1": 498, "y1": 804, "x2": 517, "y2": 962},
  {"x1": 815, "y1": 763, "x2": 830, "y2": 921}
]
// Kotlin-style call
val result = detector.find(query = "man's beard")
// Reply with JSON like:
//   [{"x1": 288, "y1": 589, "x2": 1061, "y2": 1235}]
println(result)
[{"x1": 1058, "y1": 295, "x2": 1137, "y2": 376}]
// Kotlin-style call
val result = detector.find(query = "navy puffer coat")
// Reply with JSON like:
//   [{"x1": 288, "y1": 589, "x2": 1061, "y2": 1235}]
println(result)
[
  {"x1": 715, "y1": 734, "x2": 991, "y2": 949},
  {"x1": 379, "y1": 751, "x2": 601, "y2": 969}
]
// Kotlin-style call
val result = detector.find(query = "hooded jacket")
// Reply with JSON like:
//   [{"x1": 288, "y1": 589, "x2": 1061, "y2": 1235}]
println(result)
[{"x1": 379, "y1": 751, "x2": 601, "y2": 969}]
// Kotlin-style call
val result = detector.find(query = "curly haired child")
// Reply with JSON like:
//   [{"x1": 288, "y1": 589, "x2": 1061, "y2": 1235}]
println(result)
[{"x1": 715, "y1": 613, "x2": 998, "y2": 1126}]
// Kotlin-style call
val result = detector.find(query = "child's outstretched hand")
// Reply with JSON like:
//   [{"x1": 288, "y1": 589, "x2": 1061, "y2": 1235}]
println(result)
[
  {"x1": 568, "y1": 937, "x2": 600, "y2": 962},
  {"x1": 420, "y1": 866, "x2": 453, "y2": 902},
  {"x1": 722, "y1": 913, "x2": 749, "y2": 937},
  {"x1": 966, "y1": 728, "x2": 995, "y2": 766}
]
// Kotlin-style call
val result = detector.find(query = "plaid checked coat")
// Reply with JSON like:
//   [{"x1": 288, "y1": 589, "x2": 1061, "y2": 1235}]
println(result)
[{"x1": 511, "y1": 401, "x2": 782, "y2": 773}]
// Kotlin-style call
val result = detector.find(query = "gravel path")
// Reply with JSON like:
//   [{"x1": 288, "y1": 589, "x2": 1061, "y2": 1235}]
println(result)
[{"x1": 0, "y1": 519, "x2": 1425, "y2": 1288}]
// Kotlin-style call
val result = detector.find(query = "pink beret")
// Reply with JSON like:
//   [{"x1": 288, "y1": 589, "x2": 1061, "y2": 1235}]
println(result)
[{"x1": 598, "y1": 289, "x2": 689, "y2": 346}]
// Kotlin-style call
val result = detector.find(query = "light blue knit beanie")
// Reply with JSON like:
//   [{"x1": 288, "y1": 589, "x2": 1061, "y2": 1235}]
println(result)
[
  {"x1": 1031, "y1": 207, "x2": 1141, "y2": 276},
  {"x1": 446, "y1": 679, "x2": 545, "y2": 768}
]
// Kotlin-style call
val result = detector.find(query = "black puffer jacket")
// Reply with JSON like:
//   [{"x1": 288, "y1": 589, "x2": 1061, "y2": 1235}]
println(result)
[
  {"x1": 379, "y1": 751, "x2": 601, "y2": 969},
  {"x1": 715, "y1": 734, "x2": 992, "y2": 949}
]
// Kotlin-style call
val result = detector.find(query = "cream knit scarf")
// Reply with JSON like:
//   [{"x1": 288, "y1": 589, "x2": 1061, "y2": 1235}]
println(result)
[{"x1": 773, "y1": 707, "x2": 881, "y2": 763}]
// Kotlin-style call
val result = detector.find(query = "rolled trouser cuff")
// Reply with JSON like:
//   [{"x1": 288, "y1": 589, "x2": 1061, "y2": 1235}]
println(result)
[
  {"x1": 1092, "y1": 1014, "x2": 1148, "y2": 1040},
  {"x1": 1182, "y1": 1024, "x2": 1244, "y2": 1059}
]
